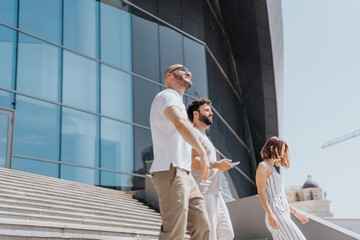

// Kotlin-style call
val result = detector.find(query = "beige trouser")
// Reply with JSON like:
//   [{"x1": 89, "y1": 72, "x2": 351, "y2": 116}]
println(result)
[{"x1": 151, "y1": 164, "x2": 211, "y2": 240}]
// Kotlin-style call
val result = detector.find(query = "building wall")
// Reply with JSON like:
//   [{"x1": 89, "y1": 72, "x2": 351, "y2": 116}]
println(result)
[{"x1": 0, "y1": 0, "x2": 282, "y2": 198}]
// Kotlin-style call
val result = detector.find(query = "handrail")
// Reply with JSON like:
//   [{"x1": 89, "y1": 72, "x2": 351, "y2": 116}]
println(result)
[{"x1": 13, "y1": 154, "x2": 146, "y2": 178}]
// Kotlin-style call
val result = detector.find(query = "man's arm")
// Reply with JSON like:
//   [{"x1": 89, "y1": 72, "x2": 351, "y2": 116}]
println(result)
[
  {"x1": 164, "y1": 106, "x2": 210, "y2": 181},
  {"x1": 192, "y1": 149, "x2": 233, "y2": 172}
]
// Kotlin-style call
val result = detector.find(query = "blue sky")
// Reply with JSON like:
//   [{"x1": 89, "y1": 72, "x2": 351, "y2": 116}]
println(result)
[{"x1": 281, "y1": 0, "x2": 360, "y2": 218}]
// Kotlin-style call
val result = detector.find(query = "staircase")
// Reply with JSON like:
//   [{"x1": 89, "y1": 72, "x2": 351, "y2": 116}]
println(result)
[{"x1": 0, "y1": 167, "x2": 165, "y2": 239}]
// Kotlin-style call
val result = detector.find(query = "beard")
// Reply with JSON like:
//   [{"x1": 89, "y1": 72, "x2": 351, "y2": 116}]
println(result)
[
  {"x1": 175, "y1": 74, "x2": 192, "y2": 89},
  {"x1": 199, "y1": 112, "x2": 212, "y2": 125}
]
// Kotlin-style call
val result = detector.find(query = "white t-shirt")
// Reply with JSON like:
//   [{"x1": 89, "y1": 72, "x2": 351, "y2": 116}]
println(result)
[
  {"x1": 191, "y1": 127, "x2": 221, "y2": 195},
  {"x1": 149, "y1": 88, "x2": 192, "y2": 172}
]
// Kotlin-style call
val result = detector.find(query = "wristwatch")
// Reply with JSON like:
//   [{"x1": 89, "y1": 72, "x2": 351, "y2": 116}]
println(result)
[{"x1": 210, "y1": 162, "x2": 215, "y2": 169}]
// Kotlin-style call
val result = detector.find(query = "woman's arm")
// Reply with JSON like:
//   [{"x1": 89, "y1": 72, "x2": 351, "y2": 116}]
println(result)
[
  {"x1": 256, "y1": 163, "x2": 279, "y2": 229},
  {"x1": 289, "y1": 206, "x2": 309, "y2": 224}
]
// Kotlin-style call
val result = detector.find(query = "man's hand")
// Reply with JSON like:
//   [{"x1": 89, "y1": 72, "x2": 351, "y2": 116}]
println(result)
[
  {"x1": 199, "y1": 153, "x2": 210, "y2": 181},
  {"x1": 215, "y1": 159, "x2": 233, "y2": 172}
]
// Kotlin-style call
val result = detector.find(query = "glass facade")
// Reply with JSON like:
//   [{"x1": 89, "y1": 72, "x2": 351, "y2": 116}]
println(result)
[{"x1": 0, "y1": 0, "x2": 266, "y2": 197}]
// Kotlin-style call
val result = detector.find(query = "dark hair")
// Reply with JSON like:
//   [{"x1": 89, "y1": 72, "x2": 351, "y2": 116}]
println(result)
[
  {"x1": 261, "y1": 136, "x2": 290, "y2": 168},
  {"x1": 187, "y1": 98, "x2": 212, "y2": 122}
]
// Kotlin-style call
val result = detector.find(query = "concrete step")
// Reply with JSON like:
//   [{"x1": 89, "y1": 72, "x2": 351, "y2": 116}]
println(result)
[
  {"x1": 0, "y1": 196, "x2": 160, "y2": 222},
  {"x1": 0, "y1": 218, "x2": 160, "y2": 239},
  {"x1": 0, "y1": 168, "x2": 134, "y2": 198},
  {"x1": 0, "y1": 203, "x2": 161, "y2": 225},
  {"x1": 0, "y1": 210, "x2": 160, "y2": 232},
  {"x1": 0, "y1": 204, "x2": 161, "y2": 227},
  {"x1": 0, "y1": 172, "x2": 136, "y2": 201},
  {"x1": 0, "y1": 167, "x2": 170, "y2": 239},
  {"x1": 0, "y1": 184, "x2": 154, "y2": 213}
]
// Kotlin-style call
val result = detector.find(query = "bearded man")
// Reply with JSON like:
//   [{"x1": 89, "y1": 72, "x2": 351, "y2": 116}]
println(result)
[
  {"x1": 149, "y1": 64, "x2": 211, "y2": 240},
  {"x1": 187, "y1": 98, "x2": 235, "y2": 240}
]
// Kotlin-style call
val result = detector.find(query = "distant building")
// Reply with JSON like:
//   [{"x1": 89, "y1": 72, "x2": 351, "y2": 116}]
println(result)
[{"x1": 285, "y1": 175, "x2": 333, "y2": 217}]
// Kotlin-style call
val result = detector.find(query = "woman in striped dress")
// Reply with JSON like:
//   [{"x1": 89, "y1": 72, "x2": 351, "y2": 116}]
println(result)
[{"x1": 256, "y1": 137, "x2": 308, "y2": 240}]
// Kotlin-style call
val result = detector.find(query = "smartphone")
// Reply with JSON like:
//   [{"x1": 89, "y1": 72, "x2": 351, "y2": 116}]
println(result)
[{"x1": 230, "y1": 161, "x2": 240, "y2": 166}]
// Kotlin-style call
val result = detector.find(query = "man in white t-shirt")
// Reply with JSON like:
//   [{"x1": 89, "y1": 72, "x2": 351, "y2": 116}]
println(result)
[
  {"x1": 149, "y1": 64, "x2": 211, "y2": 240},
  {"x1": 187, "y1": 98, "x2": 235, "y2": 240}
]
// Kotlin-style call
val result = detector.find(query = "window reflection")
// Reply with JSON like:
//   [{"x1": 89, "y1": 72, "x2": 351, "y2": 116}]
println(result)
[
  {"x1": 13, "y1": 95, "x2": 60, "y2": 161},
  {"x1": 100, "y1": 3, "x2": 132, "y2": 71},
  {"x1": 0, "y1": 113, "x2": 9, "y2": 168},
  {"x1": 0, "y1": 26, "x2": 16, "y2": 89},
  {"x1": 0, "y1": 0, "x2": 17, "y2": 27},
  {"x1": 101, "y1": 118, "x2": 134, "y2": 189},
  {"x1": 61, "y1": 107, "x2": 99, "y2": 185},
  {"x1": 133, "y1": 126, "x2": 152, "y2": 189},
  {"x1": 159, "y1": 26, "x2": 183, "y2": 74},
  {"x1": 13, "y1": 157, "x2": 59, "y2": 178},
  {"x1": 183, "y1": 36, "x2": 208, "y2": 98},
  {"x1": 131, "y1": 14, "x2": 160, "y2": 82},
  {"x1": 133, "y1": 77, "x2": 160, "y2": 127},
  {"x1": 17, "y1": 34, "x2": 61, "y2": 102},
  {"x1": 63, "y1": 50, "x2": 99, "y2": 112},
  {"x1": 19, "y1": 0, "x2": 62, "y2": 44},
  {"x1": 101, "y1": 65, "x2": 132, "y2": 122},
  {"x1": 0, "y1": 90, "x2": 13, "y2": 109},
  {"x1": 63, "y1": 0, "x2": 99, "y2": 58}
]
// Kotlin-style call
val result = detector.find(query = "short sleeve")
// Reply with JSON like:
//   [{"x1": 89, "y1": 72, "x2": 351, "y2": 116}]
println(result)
[{"x1": 157, "y1": 91, "x2": 182, "y2": 113}]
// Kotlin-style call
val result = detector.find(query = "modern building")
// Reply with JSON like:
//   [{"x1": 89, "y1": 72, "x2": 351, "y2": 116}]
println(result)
[{"x1": 0, "y1": 0, "x2": 283, "y2": 199}]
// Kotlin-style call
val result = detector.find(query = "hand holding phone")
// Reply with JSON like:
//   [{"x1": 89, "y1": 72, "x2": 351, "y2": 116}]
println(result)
[{"x1": 229, "y1": 161, "x2": 240, "y2": 166}]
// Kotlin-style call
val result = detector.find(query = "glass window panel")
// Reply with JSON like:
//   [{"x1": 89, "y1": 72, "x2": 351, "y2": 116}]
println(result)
[
  {"x1": 100, "y1": 3, "x2": 131, "y2": 71},
  {"x1": 0, "y1": 0, "x2": 17, "y2": 27},
  {"x1": 133, "y1": 77, "x2": 160, "y2": 127},
  {"x1": 101, "y1": 118, "x2": 133, "y2": 188},
  {"x1": 61, "y1": 165, "x2": 99, "y2": 185},
  {"x1": 63, "y1": 0, "x2": 99, "y2": 58},
  {"x1": 209, "y1": 114, "x2": 255, "y2": 197},
  {"x1": 63, "y1": 50, "x2": 99, "y2": 112},
  {"x1": 159, "y1": 26, "x2": 183, "y2": 75},
  {"x1": 131, "y1": 15, "x2": 160, "y2": 82},
  {"x1": 133, "y1": 126, "x2": 152, "y2": 189},
  {"x1": 17, "y1": 34, "x2": 61, "y2": 102},
  {"x1": 101, "y1": 65, "x2": 132, "y2": 122},
  {"x1": 12, "y1": 157, "x2": 59, "y2": 178},
  {"x1": 0, "y1": 113, "x2": 9, "y2": 168},
  {"x1": 61, "y1": 107, "x2": 99, "y2": 185},
  {"x1": 183, "y1": 36, "x2": 208, "y2": 98},
  {"x1": 19, "y1": 0, "x2": 62, "y2": 44},
  {"x1": 13, "y1": 95, "x2": 60, "y2": 161},
  {"x1": 0, "y1": 90, "x2": 14, "y2": 109},
  {"x1": 0, "y1": 25, "x2": 16, "y2": 89}
]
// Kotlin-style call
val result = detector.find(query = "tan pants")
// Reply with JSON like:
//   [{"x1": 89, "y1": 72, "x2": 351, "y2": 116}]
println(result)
[{"x1": 151, "y1": 165, "x2": 210, "y2": 240}]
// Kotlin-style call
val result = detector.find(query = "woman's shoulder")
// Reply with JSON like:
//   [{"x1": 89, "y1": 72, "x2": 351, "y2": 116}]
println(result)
[
  {"x1": 257, "y1": 161, "x2": 268, "y2": 169},
  {"x1": 256, "y1": 161, "x2": 272, "y2": 176}
]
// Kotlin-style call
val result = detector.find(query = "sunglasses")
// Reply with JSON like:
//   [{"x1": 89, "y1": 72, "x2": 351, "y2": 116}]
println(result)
[{"x1": 169, "y1": 66, "x2": 190, "y2": 74}]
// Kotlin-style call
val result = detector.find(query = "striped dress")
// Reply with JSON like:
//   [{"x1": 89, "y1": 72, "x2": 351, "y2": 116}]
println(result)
[{"x1": 263, "y1": 162, "x2": 306, "y2": 240}]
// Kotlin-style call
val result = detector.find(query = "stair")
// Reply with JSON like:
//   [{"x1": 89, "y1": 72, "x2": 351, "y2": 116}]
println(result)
[{"x1": 0, "y1": 167, "x2": 167, "y2": 239}]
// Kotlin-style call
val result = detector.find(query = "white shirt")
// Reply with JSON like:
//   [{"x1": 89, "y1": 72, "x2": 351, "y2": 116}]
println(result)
[
  {"x1": 149, "y1": 88, "x2": 192, "y2": 172},
  {"x1": 191, "y1": 127, "x2": 221, "y2": 195}
]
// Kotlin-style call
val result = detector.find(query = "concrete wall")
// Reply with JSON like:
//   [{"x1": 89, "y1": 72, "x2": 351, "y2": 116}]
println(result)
[
  {"x1": 324, "y1": 218, "x2": 360, "y2": 235},
  {"x1": 227, "y1": 195, "x2": 360, "y2": 240}
]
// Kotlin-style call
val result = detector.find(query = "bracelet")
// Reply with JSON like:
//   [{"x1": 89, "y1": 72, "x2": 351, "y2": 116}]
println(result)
[{"x1": 210, "y1": 162, "x2": 215, "y2": 169}]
